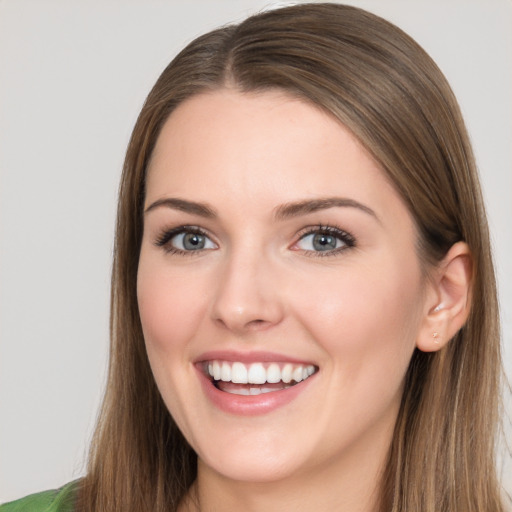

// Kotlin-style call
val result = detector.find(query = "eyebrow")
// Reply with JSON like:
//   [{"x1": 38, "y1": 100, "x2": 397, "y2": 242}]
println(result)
[
  {"x1": 273, "y1": 197, "x2": 379, "y2": 222},
  {"x1": 144, "y1": 197, "x2": 217, "y2": 218},
  {"x1": 144, "y1": 196, "x2": 378, "y2": 222}
]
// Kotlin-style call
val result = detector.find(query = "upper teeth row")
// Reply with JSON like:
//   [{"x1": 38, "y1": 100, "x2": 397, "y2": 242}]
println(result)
[{"x1": 207, "y1": 360, "x2": 316, "y2": 385}]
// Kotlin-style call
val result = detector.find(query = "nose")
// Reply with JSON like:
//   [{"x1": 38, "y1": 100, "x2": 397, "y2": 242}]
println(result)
[{"x1": 210, "y1": 250, "x2": 284, "y2": 334}]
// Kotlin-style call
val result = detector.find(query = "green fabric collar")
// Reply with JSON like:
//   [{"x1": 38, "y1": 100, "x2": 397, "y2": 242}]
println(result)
[{"x1": 0, "y1": 480, "x2": 79, "y2": 512}]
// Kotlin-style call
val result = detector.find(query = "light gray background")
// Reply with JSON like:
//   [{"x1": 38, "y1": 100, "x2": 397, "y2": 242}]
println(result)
[{"x1": 1, "y1": 0, "x2": 511, "y2": 502}]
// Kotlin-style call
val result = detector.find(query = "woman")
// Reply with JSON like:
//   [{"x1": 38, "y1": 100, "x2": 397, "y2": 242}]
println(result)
[{"x1": 2, "y1": 3, "x2": 505, "y2": 511}]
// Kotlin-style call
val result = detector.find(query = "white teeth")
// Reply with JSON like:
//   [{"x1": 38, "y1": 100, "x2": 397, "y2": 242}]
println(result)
[
  {"x1": 229, "y1": 387, "x2": 251, "y2": 396},
  {"x1": 250, "y1": 386, "x2": 283, "y2": 395},
  {"x1": 221, "y1": 361, "x2": 231, "y2": 382},
  {"x1": 213, "y1": 361, "x2": 221, "y2": 380},
  {"x1": 282, "y1": 364, "x2": 293, "y2": 383},
  {"x1": 231, "y1": 362, "x2": 248, "y2": 384},
  {"x1": 292, "y1": 366, "x2": 303, "y2": 383},
  {"x1": 266, "y1": 363, "x2": 281, "y2": 383},
  {"x1": 248, "y1": 363, "x2": 267, "y2": 384},
  {"x1": 206, "y1": 360, "x2": 317, "y2": 386}
]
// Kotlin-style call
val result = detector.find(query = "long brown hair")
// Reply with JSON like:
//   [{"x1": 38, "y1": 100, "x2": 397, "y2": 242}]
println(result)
[{"x1": 78, "y1": 4, "x2": 503, "y2": 511}]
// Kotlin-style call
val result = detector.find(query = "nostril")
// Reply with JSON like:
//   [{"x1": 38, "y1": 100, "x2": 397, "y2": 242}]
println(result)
[
  {"x1": 246, "y1": 319, "x2": 270, "y2": 331},
  {"x1": 214, "y1": 317, "x2": 268, "y2": 330}
]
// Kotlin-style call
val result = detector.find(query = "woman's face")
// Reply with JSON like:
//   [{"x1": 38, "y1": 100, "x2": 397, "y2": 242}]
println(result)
[{"x1": 137, "y1": 89, "x2": 429, "y2": 484}]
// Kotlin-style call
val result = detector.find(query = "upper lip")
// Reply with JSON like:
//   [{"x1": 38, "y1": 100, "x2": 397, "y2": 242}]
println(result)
[{"x1": 194, "y1": 350, "x2": 316, "y2": 366}]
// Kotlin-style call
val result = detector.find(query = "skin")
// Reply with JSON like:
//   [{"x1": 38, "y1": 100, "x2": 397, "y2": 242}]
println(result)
[{"x1": 137, "y1": 89, "x2": 469, "y2": 512}]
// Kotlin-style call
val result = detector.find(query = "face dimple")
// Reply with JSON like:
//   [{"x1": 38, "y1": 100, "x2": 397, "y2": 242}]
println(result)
[{"x1": 137, "y1": 88, "x2": 427, "y2": 486}]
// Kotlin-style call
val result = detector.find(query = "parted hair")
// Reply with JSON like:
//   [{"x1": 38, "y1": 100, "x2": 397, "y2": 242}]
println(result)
[{"x1": 77, "y1": 4, "x2": 503, "y2": 511}]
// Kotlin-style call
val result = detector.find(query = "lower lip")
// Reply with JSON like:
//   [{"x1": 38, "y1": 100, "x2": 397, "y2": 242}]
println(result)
[{"x1": 196, "y1": 367, "x2": 316, "y2": 416}]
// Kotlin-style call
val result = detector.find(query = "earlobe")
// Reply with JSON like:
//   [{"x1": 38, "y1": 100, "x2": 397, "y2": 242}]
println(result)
[{"x1": 416, "y1": 242, "x2": 472, "y2": 353}]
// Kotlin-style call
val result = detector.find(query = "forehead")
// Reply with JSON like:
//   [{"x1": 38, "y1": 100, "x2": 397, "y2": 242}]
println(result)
[
  {"x1": 145, "y1": 88, "x2": 405, "y2": 223},
  {"x1": 149, "y1": 88, "x2": 367, "y2": 168}
]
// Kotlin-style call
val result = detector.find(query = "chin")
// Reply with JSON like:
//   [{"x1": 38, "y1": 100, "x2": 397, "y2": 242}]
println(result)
[{"x1": 198, "y1": 447, "x2": 307, "y2": 484}]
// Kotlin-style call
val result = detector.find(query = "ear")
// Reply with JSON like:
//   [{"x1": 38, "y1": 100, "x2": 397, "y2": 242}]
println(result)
[{"x1": 416, "y1": 242, "x2": 472, "y2": 352}]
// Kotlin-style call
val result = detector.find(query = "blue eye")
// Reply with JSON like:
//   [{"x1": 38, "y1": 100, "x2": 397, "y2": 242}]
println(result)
[
  {"x1": 171, "y1": 231, "x2": 215, "y2": 251},
  {"x1": 295, "y1": 227, "x2": 354, "y2": 254},
  {"x1": 155, "y1": 227, "x2": 216, "y2": 254}
]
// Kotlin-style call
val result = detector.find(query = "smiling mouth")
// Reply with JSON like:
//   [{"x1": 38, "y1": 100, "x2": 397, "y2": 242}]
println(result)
[{"x1": 205, "y1": 360, "x2": 318, "y2": 395}]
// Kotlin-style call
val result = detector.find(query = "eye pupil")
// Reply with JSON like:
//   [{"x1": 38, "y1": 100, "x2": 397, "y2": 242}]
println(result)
[
  {"x1": 313, "y1": 233, "x2": 336, "y2": 251},
  {"x1": 183, "y1": 233, "x2": 205, "y2": 250}
]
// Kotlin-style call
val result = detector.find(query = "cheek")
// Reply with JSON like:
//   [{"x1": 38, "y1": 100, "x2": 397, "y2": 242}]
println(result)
[
  {"x1": 136, "y1": 255, "x2": 207, "y2": 356},
  {"x1": 291, "y1": 258, "x2": 423, "y2": 373},
  {"x1": 136, "y1": 254, "x2": 210, "y2": 430},
  {"x1": 290, "y1": 260, "x2": 423, "y2": 442}
]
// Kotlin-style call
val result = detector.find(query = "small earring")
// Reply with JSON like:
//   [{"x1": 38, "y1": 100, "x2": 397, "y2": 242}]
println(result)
[
  {"x1": 433, "y1": 303, "x2": 444, "y2": 312},
  {"x1": 432, "y1": 332, "x2": 441, "y2": 344}
]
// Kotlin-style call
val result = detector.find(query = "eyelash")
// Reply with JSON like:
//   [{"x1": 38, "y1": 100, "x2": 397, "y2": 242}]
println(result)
[
  {"x1": 294, "y1": 224, "x2": 356, "y2": 258},
  {"x1": 153, "y1": 224, "x2": 356, "y2": 257},
  {"x1": 154, "y1": 225, "x2": 214, "y2": 256}
]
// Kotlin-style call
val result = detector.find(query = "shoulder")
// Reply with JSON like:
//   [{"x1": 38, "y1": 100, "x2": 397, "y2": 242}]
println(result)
[{"x1": 0, "y1": 481, "x2": 79, "y2": 512}]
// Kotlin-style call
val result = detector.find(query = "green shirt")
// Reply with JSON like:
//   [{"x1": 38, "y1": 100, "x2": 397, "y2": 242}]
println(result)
[{"x1": 0, "y1": 481, "x2": 78, "y2": 512}]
